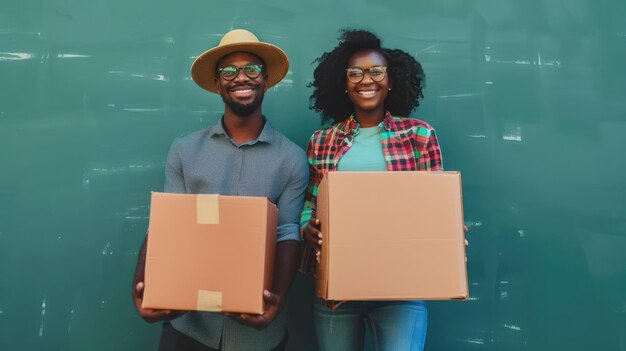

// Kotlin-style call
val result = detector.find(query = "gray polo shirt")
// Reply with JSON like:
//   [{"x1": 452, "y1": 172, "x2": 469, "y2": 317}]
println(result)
[{"x1": 165, "y1": 118, "x2": 308, "y2": 350}]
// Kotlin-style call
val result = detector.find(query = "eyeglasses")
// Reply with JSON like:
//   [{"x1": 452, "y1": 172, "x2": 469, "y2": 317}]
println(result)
[
  {"x1": 218, "y1": 64, "x2": 264, "y2": 81},
  {"x1": 346, "y1": 66, "x2": 387, "y2": 83}
]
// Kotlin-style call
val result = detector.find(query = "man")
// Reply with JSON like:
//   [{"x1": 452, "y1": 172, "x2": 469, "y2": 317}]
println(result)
[{"x1": 132, "y1": 29, "x2": 308, "y2": 351}]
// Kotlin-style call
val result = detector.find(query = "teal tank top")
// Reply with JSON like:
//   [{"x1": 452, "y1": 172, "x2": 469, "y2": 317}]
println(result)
[{"x1": 337, "y1": 126, "x2": 387, "y2": 171}]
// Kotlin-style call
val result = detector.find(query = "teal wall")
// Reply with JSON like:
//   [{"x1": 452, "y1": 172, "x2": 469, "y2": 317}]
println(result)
[{"x1": 1, "y1": 0, "x2": 625, "y2": 350}]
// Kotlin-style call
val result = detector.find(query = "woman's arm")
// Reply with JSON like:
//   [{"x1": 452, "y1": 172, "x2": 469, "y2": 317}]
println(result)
[
  {"x1": 419, "y1": 127, "x2": 444, "y2": 171},
  {"x1": 299, "y1": 135, "x2": 323, "y2": 274}
]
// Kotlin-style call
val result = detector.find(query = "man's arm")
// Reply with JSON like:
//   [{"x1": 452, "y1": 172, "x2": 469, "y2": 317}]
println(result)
[
  {"x1": 300, "y1": 135, "x2": 322, "y2": 274},
  {"x1": 271, "y1": 240, "x2": 301, "y2": 303},
  {"x1": 230, "y1": 146, "x2": 309, "y2": 329},
  {"x1": 132, "y1": 139, "x2": 187, "y2": 322},
  {"x1": 131, "y1": 234, "x2": 183, "y2": 323},
  {"x1": 230, "y1": 240, "x2": 300, "y2": 328}
]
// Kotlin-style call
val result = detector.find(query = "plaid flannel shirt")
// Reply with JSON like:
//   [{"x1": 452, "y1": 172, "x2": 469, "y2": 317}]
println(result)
[{"x1": 299, "y1": 112, "x2": 444, "y2": 274}]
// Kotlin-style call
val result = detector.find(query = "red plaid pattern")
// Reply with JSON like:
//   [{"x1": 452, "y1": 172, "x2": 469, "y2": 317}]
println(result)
[{"x1": 300, "y1": 112, "x2": 443, "y2": 274}]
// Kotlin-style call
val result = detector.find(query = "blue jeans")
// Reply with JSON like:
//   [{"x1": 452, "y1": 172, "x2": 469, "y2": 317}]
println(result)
[{"x1": 313, "y1": 299, "x2": 427, "y2": 351}]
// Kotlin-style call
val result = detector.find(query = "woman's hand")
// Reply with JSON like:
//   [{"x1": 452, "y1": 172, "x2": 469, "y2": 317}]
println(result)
[{"x1": 303, "y1": 218, "x2": 323, "y2": 262}]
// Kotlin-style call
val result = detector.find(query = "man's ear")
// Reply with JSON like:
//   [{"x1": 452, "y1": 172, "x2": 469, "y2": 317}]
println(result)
[{"x1": 214, "y1": 79, "x2": 222, "y2": 95}]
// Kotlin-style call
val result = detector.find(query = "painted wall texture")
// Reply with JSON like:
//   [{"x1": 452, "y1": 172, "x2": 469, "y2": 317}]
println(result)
[{"x1": 1, "y1": 0, "x2": 625, "y2": 350}]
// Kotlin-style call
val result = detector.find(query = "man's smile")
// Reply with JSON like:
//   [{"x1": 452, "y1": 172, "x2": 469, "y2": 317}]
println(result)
[{"x1": 229, "y1": 85, "x2": 258, "y2": 99}]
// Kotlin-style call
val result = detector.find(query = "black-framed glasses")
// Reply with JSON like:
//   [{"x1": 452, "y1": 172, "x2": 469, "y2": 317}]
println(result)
[
  {"x1": 346, "y1": 66, "x2": 387, "y2": 83},
  {"x1": 218, "y1": 64, "x2": 264, "y2": 80}
]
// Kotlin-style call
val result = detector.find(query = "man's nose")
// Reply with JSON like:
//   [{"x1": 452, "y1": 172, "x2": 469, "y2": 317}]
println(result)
[{"x1": 232, "y1": 69, "x2": 250, "y2": 82}]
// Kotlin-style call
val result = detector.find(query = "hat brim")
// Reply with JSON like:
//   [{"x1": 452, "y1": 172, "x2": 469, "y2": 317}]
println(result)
[{"x1": 191, "y1": 42, "x2": 289, "y2": 94}]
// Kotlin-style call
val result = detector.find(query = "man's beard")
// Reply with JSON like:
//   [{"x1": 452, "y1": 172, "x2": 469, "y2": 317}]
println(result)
[{"x1": 222, "y1": 88, "x2": 265, "y2": 117}]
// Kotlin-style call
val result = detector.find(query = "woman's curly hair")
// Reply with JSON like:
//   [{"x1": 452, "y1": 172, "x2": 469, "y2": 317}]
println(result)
[{"x1": 309, "y1": 29, "x2": 426, "y2": 124}]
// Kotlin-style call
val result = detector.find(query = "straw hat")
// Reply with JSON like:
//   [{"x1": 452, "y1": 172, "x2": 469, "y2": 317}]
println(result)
[{"x1": 190, "y1": 29, "x2": 289, "y2": 94}]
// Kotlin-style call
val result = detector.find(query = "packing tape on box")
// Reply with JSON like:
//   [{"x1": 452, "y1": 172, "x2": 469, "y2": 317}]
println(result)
[
  {"x1": 196, "y1": 194, "x2": 219, "y2": 224},
  {"x1": 197, "y1": 290, "x2": 223, "y2": 312}
]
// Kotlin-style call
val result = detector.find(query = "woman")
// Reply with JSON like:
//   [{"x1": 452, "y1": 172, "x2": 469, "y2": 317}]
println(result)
[{"x1": 300, "y1": 30, "x2": 443, "y2": 351}]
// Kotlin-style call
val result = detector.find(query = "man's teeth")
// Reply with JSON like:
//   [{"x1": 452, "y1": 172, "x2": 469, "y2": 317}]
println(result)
[{"x1": 234, "y1": 89, "x2": 253, "y2": 93}]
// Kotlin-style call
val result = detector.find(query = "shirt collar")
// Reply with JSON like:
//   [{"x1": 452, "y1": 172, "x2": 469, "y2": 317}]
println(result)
[
  {"x1": 208, "y1": 116, "x2": 275, "y2": 144},
  {"x1": 256, "y1": 120, "x2": 276, "y2": 143},
  {"x1": 208, "y1": 119, "x2": 227, "y2": 137},
  {"x1": 335, "y1": 111, "x2": 394, "y2": 135}
]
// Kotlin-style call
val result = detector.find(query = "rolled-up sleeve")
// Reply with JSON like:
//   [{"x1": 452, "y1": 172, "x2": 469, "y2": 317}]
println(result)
[{"x1": 275, "y1": 149, "x2": 309, "y2": 242}]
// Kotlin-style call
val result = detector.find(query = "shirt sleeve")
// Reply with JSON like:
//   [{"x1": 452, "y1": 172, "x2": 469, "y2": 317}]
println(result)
[
  {"x1": 275, "y1": 148, "x2": 309, "y2": 243},
  {"x1": 164, "y1": 138, "x2": 187, "y2": 194},
  {"x1": 299, "y1": 134, "x2": 321, "y2": 274},
  {"x1": 299, "y1": 134, "x2": 319, "y2": 230},
  {"x1": 419, "y1": 127, "x2": 444, "y2": 171}
]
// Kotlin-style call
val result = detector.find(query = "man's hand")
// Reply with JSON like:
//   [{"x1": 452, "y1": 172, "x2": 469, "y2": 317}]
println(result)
[
  {"x1": 303, "y1": 218, "x2": 322, "y2": 262},
  {"x1": 132, "y1": 281, "x2": 184, "y2": 323},
  {"x1": 227, "y1": 240, "x2": 299, "y2": 329},
  {"x1": 227, "y1": 290, "x2": 282, "y2": 329}
]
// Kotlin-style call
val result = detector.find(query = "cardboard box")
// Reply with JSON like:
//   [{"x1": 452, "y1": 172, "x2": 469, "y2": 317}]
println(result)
[
  {"x1": 316, "y1": 171, "x2": 468, "y2": 300},
  {"x1": 142, "y1": 192, "x2": 276, "y2": 314}
]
